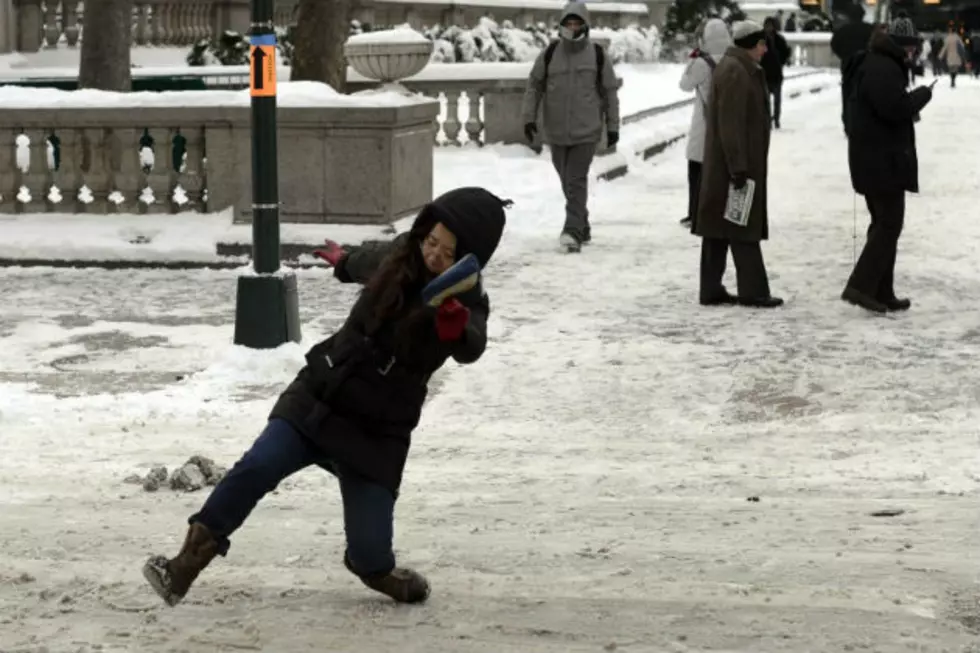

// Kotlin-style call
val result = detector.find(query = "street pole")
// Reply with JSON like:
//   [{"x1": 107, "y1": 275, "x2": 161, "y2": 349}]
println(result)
[{"x1": 232, "y1": 0, "x2": 301, "y2": 349}]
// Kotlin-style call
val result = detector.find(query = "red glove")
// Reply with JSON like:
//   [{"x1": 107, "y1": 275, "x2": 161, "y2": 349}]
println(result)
[
  {"x1": 434, "y1": 298, "x2": 470, "y2": 342},
  {"x1": 689, "y1": 48, "x2": 702, "y2": 59},
  {"x1": 313, "y1": 239, "x2": 344, "y2": 267}
]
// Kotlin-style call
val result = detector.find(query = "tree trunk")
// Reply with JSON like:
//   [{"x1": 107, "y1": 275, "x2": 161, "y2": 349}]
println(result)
[
  {"x1": 290, "y1": 0, "x2": 351, "y2": 92},
  {"x1": 78, "y1": 0, "x2": 134, "y2": 91}
]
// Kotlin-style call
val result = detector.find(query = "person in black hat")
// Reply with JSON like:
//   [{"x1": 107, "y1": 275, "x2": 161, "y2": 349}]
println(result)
[
  {"x1": 841, "y1": 16, "x2": 932, "y2": 313},
  {"x1": 141, "y1": 187, "x2": 510, "y2": 607},
  {"x1": 831, "y1": 4, "x2": 874, "y2": 72}
]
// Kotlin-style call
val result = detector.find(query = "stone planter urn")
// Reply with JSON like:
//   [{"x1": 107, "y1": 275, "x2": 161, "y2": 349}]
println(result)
[{"x1": 344, "y1": 27, "x2": 434, "y2": 94}]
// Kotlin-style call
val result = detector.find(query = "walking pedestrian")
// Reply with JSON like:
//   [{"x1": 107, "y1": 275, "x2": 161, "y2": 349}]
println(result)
[{"x1": 521, "y1": 1, "x2": 621, "y2": 253}]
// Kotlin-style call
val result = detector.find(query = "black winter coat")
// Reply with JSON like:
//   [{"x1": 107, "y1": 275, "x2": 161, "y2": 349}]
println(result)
[
  {"x1": 269, "y1": 187, "x2": 508, "y2": 496},
  {"x1": 761, "y1": 32, "x2": 791, "y2": 85},
  {"x1": 846, "y1": 31, "x2": 932, "y2": 197}
]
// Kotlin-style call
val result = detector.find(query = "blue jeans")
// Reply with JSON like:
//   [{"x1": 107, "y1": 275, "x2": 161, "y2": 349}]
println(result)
[{"x1": 190, "y1": 418, "x2": 397, "y2": 577}]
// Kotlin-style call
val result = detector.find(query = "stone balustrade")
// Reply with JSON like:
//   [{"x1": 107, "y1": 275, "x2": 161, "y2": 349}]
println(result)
[
  {"x1": 785, "y1": 33, "x2": 838, "y2": 69},
  {"x1": 104, "y1": 63, "x2": 621, "y2": 148},
  {"x1": 348, "y1": 65, "x2": 540, "y2": 147},
  {"x1": 0, "y1": 86, "x2": 440, "y2": 224},
  {"x1": 6, "y1": 0, "x2": 656, "y2": 53},
  {"x1": 10, "y1": 0, "x2": 258, "y2": 50},
  {"x1": 356, "y1": 73, "x2": 624, "y2": 151}
]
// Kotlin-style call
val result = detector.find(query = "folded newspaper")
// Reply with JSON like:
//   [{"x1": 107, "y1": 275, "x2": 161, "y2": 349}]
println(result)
[{"x1": 723, "y1": 178, "x2": 756, "y2": 227}]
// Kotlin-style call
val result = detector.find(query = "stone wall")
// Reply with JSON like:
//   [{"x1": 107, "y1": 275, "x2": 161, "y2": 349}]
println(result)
[{"x1": 0, "y1": 94, "x2": 440, "y2": 224}]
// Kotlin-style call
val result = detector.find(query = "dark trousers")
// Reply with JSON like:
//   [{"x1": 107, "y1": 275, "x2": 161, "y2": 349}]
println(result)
[
  {"x1": 190, "y1": 418, "x2": 397, "y2": 577},
  {"x1": 700, "y1": 237, "x2": 771, "y2": 300},
  {"x1": 550, "y1": 142, "x2": 596, "y2": 240},
  {"x1": 687, "y1": 160, "x2": 703, "y2": 225},
  {"x1": 768, "y1": 82, "x2": 783, "y2": 126},
  {"x1": 846, "y1": 191, "x2": 905, "y2": 300}
]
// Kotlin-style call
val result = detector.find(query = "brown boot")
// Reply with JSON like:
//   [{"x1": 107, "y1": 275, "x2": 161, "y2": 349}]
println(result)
[
  {"x1": 142, "y1": 522, "x2": 219, "y2": 607},
  {"x1": 345, "y1": 554, "x2": 430, "y2": 604}
]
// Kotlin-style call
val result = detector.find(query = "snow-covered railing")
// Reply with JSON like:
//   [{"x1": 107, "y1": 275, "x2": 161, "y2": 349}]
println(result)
[
  {"x1": 784, "y1": 32, "x2": 838, "y2": 69},
  {"x1": 10, "y1": 0, "x2": 652, "y2": 53},
  {"x1": 0, "y1": 83, "x2": 440, "y2": 224},
  {"x1": 129, "y1": 63, "x2": 621, "y2": 148},
  {"x1": 350, "y1": 63, "x2": 548, "y2": 147}
]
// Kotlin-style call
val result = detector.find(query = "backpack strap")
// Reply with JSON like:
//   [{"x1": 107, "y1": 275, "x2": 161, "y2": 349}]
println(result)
[
  {"x1": 694, "y1": 54, "x2": 716, "y2": 113},
  {"x1": 541, "y1": 40, "x2": 559, "y2": 86},
  {"x1": 594, "y1": 42, "x2": 605, "y2": 91}
]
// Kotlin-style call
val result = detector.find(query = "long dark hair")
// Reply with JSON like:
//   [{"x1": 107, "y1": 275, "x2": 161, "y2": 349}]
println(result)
[{"x1": 364, "y1": 212, "x2": 437, "y2": 327}]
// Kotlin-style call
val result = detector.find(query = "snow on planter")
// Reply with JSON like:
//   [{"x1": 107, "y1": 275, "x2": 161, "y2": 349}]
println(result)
[{"x1": 345, "y1": 24, "x2": 430, "y2": 45}]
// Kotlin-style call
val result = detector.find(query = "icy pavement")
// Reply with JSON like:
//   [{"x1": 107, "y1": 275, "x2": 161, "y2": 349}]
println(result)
[{"x1": 1, "y1": 79, "x2": 979, "y2": 651}]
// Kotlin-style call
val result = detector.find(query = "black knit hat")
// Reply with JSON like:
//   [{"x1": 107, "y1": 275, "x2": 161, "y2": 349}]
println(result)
[{"x1": 889, "y1": 16, "x2": 919, "y2": 47}]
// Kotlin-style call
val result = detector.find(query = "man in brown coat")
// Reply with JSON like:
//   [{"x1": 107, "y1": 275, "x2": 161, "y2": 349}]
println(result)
[{"x1": 694, "y1": 20, "x2": 783, "y2": 308}]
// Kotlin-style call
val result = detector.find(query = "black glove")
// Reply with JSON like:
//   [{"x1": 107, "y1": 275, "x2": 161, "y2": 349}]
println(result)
[
  {"x1": 606, "y1": 130, "x2": 619, "y2": 148},
  {"x1": 910, "y1": 85, "x2": 933, "y2": 112},
  {"x1": 731, "y1": 172, "x2": 748, "y2": 190},
  {"x1": 524, "y1": 122, "x2": 537, "y2": 143}
]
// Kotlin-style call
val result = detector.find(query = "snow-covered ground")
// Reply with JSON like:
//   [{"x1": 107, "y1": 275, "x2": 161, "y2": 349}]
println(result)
[{"x1": 1, "y1": 79, "x2": 979, "y2": 651}]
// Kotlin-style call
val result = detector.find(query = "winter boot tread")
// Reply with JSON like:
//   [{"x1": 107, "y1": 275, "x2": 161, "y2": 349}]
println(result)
[{"x1": 142, "y1": 521, "x2": 219, "y2": 607}]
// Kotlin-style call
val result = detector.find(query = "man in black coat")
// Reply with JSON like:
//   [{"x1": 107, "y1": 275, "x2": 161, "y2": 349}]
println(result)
[
  {"x1": 842, "y1": 16, "x2": 933, "y2": 313},
  {"x1": 761, "y1": 16, "x2": 791, "y2": 129}
]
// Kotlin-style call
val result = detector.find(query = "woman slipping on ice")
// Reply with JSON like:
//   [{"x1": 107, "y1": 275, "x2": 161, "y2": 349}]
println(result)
[{"x1": 142, "y1": 186, "x2": 510, "y2": 606}]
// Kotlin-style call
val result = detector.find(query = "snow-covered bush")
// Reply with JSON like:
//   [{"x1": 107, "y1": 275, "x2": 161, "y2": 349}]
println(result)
[
  {"x1": 593, "y1": 25, "x2": 662, "y2": 63},
  {"x1": 186, "y1": 27, "x2": 293, "y2": 66},
  {"x1": 424, "y1": 18, "x2": 661, "y2": 63},
  {"x1": 186, "y1": 19, "x2": 664, "y2": 66}
]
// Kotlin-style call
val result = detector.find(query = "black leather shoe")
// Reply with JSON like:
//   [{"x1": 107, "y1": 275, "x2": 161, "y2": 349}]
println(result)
[
  {"x1": 700, "y1": 291, "x2": 738, "y2": 306},
  {"x1": 881, "y1": 297, "x2": 911, "y2": 311},
  {"x1": 738, "y1": 296, "x2": 784, "y2": 308},
  {"x1": 841, "y1": 287, "x2": 886, "y2": 314}
]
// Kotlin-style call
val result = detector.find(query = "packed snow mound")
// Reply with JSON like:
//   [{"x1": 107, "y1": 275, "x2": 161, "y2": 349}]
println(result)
[{"x1": 125, "y1": 455, "x2": 227, "y2": 492}]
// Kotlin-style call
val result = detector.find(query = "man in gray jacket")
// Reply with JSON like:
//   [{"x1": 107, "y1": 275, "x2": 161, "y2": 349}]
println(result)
[{"x1": 521, "y1": 1, "x2": 620, "y2": 253}]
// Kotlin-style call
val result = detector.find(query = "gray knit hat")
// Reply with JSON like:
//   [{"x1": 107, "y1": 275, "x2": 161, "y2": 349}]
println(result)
[
  {"x1": 732, "y1": 20, "x2": 766, "y2": 48},
  {"x1": 889, "y1": 16, "x2": 919, "y2": 47}
]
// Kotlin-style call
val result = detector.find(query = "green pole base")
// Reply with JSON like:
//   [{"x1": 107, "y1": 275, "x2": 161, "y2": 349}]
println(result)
[{"x1": 233, "y1": 272, "x2": 302, "y2": 349}]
